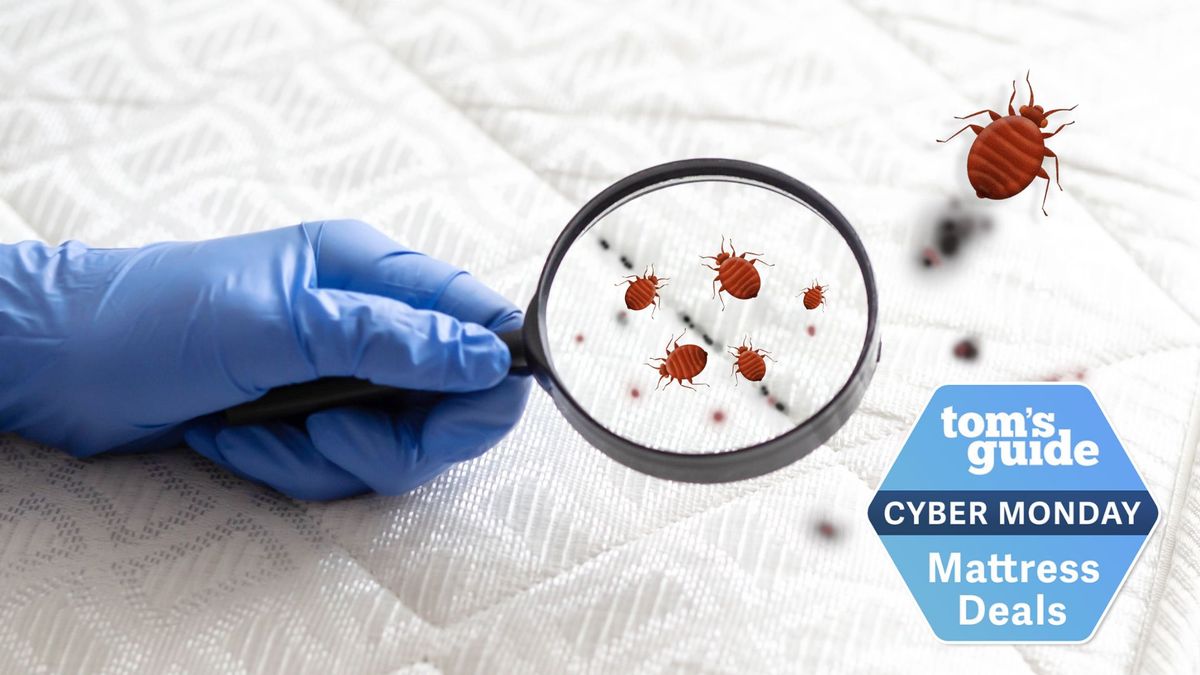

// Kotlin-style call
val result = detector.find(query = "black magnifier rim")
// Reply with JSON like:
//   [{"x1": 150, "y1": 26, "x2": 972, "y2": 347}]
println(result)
[{"x1": 521, "y1": 158, "x2": 880, "y2": 483}]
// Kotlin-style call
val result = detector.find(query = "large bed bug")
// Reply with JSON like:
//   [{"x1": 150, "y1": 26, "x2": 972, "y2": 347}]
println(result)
[
  {"x1": 615, "y1": 266, "x2": 668, "y2": 317},
  {"x1": 728, "y1": 337, "x2": 776, "y2": 384},
  {"x1": 799, "y1": 280, "x2": 828, "y2": 311},
  {"x1": 938, "y1": 72, "x2": 1076, "y2": 216},
  {"x1": 646, "y1": 330, "x2": 709, "y2": 391},
  {"x1": 700, "y1": 236, "x2": 773, "y2": 309}
]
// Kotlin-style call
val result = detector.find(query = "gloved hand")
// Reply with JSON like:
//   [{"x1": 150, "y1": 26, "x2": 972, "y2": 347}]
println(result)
[{"x1": 0, "y1": 220, "x2": 530, "y2": 500}]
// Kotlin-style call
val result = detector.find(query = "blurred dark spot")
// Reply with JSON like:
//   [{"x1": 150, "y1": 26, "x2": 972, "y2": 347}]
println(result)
[
  {"x1": 760, "y1": 385, "x2": 769, "y2": 396},
  {"x1": 806, "y1": 324, "x2": 816, "y2": 337},
  {"x1": 701, "y1": 333, "x2": 713, "y2": 345},
  {"x1": 619, "y1": 256, "x2": 633, "y2": 270},
  {"x1": 599, "y1": 238, "x2": 610, "y2": 250},
  {"x1": 712, "y1": 410, "x2": 725, "y2": 423},
  {"x1": 816, "y1": 520, "x2": 837, "y2": 540},
  {"x1": 923, "y1": 205, "x2": 992, "y2": 266},
  {"x1": 616, "y1": 311, "x2": 628, "y2": 325},
  {"x1": 937, "y1": 218, "x2": 962, "y2": 256},
  {"x1": 630, "y1": 387, "x2": 640, "y2": 398},
  {"x1": 953, "y1": 338, "x2": 978, "y2": 361},
  {"x1": 774, "y1": 402, "x2": 785, "y2": 412},
  {"x1": 574, "y1": 333, "x2": 585, "y2": 344}
]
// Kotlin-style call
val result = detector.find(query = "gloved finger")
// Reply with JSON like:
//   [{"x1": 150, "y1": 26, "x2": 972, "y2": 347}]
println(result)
[
  {"x1": 302, "y1": 220, "x2": 521, "y2": 331},
  {"x1": 307, "y1": 375, "x2": 529, "y2": 495},
  {"x1": 182, "y1": 419, "x2": 258, "y2": 483},
  {"x1": 421, "y1": 374, "x2": 531, "y2": 462},
  {"x1": 305, "y1": 406, "x2": 453, "y2": 496},
  {"x1": 291, "y1": 287, "x2": 510, "y2": 392},
  {"x1": 184, "y1": 419, "x2": 368, "y2": 501}
]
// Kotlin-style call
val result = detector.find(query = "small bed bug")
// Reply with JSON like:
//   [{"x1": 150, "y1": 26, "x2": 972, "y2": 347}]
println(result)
[
  {"x1": 615, "y1": 265, "x2": 668, "y2": 317},
  {"x1": 938, "y1": 71, "x2": 1076, "y2": 215},
  {"x1": 700, "y1": 236, "x2": 773, "y2": 309},
  {"x1": 646, "y1": 330, "x2": 709, "y2": 391},
  {"x1": 728, "y1": 337, "x2": 776, "y2": 384},
  {"x1": 799, "y1": 281, "x2": 828, "y2": 310}
]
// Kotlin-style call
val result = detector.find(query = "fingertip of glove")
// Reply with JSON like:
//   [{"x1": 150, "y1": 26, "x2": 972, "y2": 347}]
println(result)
[
  {"x1": 460, "y1": 321, "x2": 512, "y2": 389},
  {"x1": 423, "y1": 375, "x2": 531, "y2": 463},
  {"x1": 489, "y1": 307, "x2": 524, "y2": 333}
]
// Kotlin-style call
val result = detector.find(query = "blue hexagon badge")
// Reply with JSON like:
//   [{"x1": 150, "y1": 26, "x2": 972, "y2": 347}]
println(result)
[{"x1": 869, "y1": 384, "x2": 1158, "y2": 642}]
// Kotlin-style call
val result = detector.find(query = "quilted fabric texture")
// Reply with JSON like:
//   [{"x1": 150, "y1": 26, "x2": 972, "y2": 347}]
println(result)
[{"x1": 2, "y1": 0, "x2": 1199, "y2": 672}]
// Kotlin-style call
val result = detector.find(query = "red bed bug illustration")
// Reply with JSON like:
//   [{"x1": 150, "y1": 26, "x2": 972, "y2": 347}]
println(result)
[
  {"x1": 615, "y1": 265, "x2": 669, "y2": 317},
  {"x1": 938, "y1": 71, "x2": 1076, "y2": 216},
  {"x1": 700, "y1": 236, "x2": 773, "y2": 309},
  {"x1": 646, "y1": 330, "x2": 710, "y2": 391},
  {"x1": 728, "y1": 336, "x2": 776, "y2": 384},
  {"x1": 799, "y1": 280, "x2": 828, "y2": 311}
]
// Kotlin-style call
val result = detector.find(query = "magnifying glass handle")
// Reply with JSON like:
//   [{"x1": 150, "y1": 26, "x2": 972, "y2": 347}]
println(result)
[{"x1": 223, "y1": 329, "x2": 528, "y2": 426}]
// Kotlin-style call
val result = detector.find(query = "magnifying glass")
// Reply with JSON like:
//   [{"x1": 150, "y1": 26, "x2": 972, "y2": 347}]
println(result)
[{"x1": 224, "y1": 159, "x2": 880, "y2": 483}]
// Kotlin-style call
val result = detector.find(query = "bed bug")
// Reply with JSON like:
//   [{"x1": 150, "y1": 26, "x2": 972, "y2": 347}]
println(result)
[
  {"x1": 646, "y1": 330, "x2": 709, "y2": 391},
  {"x1": 615, "y1": 265, "x2": 668, "y2": 317},
  {"x1": 728, "y1": 337, "x2": 776, "y2": 384},
  {"x1": 938, "y1": 71, "x2": 1076, "y2": 216},
  {"x1": 799, "y1": 281, "x2": 828, "y2": 310},
  {"x1": 700, "y1": 236, "x2": 773, "y2": 309}
]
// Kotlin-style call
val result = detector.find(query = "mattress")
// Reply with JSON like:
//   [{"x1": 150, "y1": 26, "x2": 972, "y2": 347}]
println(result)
[{"x1": 1, "y1": 0, "x2": 1198, "y2": 672}]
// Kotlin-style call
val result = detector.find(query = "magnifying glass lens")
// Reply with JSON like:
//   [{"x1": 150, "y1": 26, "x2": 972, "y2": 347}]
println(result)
[{"x1": 545, "y1": 179, "x2": 869, "y2": 455}]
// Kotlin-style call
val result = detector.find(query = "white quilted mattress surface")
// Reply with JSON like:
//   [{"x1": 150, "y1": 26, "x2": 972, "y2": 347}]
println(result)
[{"x1": 1, "y1": 0, "x2": 1198, "y2": 672}]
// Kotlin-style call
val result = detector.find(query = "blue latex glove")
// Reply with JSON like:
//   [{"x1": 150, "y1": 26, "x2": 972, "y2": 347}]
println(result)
[{"x1": 0, "y1": 220, "x2": 530, "y2": 500}]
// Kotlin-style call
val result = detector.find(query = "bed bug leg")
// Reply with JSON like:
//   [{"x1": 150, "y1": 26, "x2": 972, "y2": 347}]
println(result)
[
  {"x1": 1042, "y1": 104, "x2": 1078, "y2": 119},
  {"x1": 670, "y1": 329, "x2": 687, "y2": 351},
  {"x1": 709, "y1": 276, "x2": 726, "y2": 308},
  {"x1": 688, "y1": 378, "x2": 709, "y2": 388},
  {"x1": 937, "y1": 124, "x2": 984, "y2": 143},
  {"x1": 1042, "y1": 120, "x2": 1074, "y2": 138},
  {"x1": 1037, "y1": 167, "x2": 1051, "y2": 216},
  {"x1": 1045, "y1": 148, "x2": 1063, "y2": 190},
  {"x1": 744, "y1": 252, "x2": 773, "y2": 267},
  {"x1": 954, "y1": 108, "x2": 1001, "y2": 122}
]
